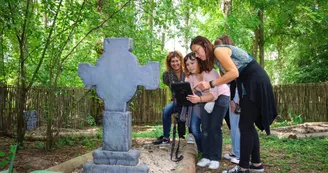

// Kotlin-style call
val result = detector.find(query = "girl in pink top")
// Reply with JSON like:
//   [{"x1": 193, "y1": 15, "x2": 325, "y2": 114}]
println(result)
[{"x1": 184, "y1": 53, "x2": 230, "y2": 170}]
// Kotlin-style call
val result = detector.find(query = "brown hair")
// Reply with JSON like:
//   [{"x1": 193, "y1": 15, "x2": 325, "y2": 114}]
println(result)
[
  {"x1": 165, "y1": 50, "x2": 184, "y2": 72},
  {"x1": 190, "y1": 36, "x2": 215, "y2": 72},
  {"x1": 183, "y1": 52, "x2": 204, "y2": 77},
  {"x1": 216, "y1": 34, "x2": 235, "y2": 46}
]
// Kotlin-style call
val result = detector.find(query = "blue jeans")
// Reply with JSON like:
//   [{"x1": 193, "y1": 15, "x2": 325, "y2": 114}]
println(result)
[
  {"x1": 190, "y1": 111, "x2": 202, "y2": 152},
  {"x1": 162, "y1": 101, "x2": 176, "y2": 138},
  {"x1": 202, "y1": 95, "x2": 229, "y2": 161},
  {"x1": 230, "y1": 92, "x2": 241, "y2": 158}
]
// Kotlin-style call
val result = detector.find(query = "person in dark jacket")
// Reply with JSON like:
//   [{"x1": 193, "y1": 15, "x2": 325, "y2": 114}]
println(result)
[{"x1": 153, "y1": 51, "x2": 185, "y2": 145}]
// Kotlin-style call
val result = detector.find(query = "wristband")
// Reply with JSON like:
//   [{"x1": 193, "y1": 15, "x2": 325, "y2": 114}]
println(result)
[{"x1": 209, "y1": 80, "x2": 215, "y2": 88}]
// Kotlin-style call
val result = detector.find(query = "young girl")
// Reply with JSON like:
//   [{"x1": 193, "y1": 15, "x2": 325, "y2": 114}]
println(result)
[{"x1": 184, "y1": 53, "x2": 230, "y2": 170}]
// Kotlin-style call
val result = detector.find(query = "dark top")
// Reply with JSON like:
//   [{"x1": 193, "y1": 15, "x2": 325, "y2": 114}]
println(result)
[
  {"x1": 163, "y1": 71, "x2": 185, "y2": 100},
  {"x1": 239, "y1": 60, "x2": 278, "y2": 135},
  {"x1": 229, "y1": 80, "x2": 242, "y2": 101}
]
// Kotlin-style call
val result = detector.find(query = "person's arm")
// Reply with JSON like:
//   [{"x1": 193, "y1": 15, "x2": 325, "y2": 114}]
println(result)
[
  {"x1": 187, "y1": 71, "x2": 218, "y2": 103},
  {"x1": 186, "y1": 93, "x2": 214, "y2": 104},
  {"x1": 194, "y1": 47, "x2": 238, "y2": 91},
  {"x1": 163, "y1": 72, "x2": 170, "y2": 86},
  {"x1": 212, "y1": 47, "x2": 239, "y2": 85}
]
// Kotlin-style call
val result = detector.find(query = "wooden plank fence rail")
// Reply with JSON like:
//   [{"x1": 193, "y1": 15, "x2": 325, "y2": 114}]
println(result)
[
  {"x1": 0, "y1": 85, "x2": 168, "y2": 132},
  {"x1": 273, "y1": 82, "x2": 328, "y2": 122},
  {"x1": 0, "y1": 83, "x2": 327, "y2": 133}
]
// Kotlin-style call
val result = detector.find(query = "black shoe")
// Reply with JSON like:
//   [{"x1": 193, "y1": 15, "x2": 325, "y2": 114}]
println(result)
[
  {"x1": 249, "y1": 164, "x2": 264, "y2": 172},
  {"x1": 156, "y1": 135, "x2": 164, "y2": 140},
  {"x1": 222, "y1": 165, "x2": 250, "y2": 173},
  {"x1": 153, "y1": 136, "x2": 164, "y2": 145},
  {"x1": 153, "y1": 136, "x2": 170, "y2": 145},
  {"x1": 160, "y1": 138, "x2": 170, "y2": 145}
]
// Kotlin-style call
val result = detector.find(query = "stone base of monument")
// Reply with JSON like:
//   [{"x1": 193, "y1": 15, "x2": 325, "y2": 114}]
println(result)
[
  {"x1": 83, "y1": 148, "x2": 149, "y2": 173},
  {"x1": 83, "y1": 161, "x2": 149, "y2": 173}
]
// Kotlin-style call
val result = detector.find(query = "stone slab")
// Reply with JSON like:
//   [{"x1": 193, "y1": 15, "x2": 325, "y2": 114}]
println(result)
[
  {"x1": 83, "y1": 161, "x2": 149, "y2": 173},
  {"x1": 93, "y1": 148, "x2": 140, "y2": 166},
  {"x1": 102, "y1": 111, "x2": 132, "y2": 151},
  {"x1": 78, "y1": 38, "x2": 159, "y2": 112}
]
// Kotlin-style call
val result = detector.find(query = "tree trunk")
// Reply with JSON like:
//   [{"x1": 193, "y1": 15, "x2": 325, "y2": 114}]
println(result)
[
  {"x1": 252, "y1": 27, "x2": 259, "y2": 61},
  {"x1": 258, "y1": 9, "x2": 265, "y2": 67},
  {"x1": 16, "y1": 32, "x2": 28, "y2": 148},
  {"x1": 222, "y1": 0, "x2": 232, "y2": 18},
  {"x1": 0, "y1": 26, "x2": 6, "y2": 132},
  {"x1": 161, "y1": 32, "x2": 165, "y2": 52},
  {"x1": 16, "y1": 78, "x2": 27, "y2": 147},
  {"x1": 184, "y1": 9, "x2": 190, "y2": 53},
  {"x1": 222, "y1": 0, "x2": 232, "y2": 34},
  {"x1": 147, "y1": 0, "x2": 154, "y2": 59},
  {"x1": 175, "y1": 143, "x2": 198, "y2": 173}
]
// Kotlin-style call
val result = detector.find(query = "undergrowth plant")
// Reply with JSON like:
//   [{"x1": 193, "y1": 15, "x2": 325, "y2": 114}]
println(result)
[
  {"x1": 0, "y1": 145, "x2": 17, "y2": 173},
  {"x1": 271, "y1": 108, "x2": 304, "y2": 128}
]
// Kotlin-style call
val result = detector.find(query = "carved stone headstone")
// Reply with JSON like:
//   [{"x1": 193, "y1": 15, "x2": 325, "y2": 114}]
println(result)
[
  {"x1": 24, "y1": 110, "x2": 38, "y2": 131},
  {"x1": 78, "y1": 38, "x2": 159, "y2": 173}
]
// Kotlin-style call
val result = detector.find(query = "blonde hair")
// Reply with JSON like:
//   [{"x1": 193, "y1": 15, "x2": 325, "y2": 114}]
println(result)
[{"x1": 165, "y1": 51, "x2": 184, "y2": 72}]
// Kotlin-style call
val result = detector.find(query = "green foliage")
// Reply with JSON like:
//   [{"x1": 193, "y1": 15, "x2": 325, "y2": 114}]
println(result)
[
  {"x1": 34, "y1": 141, "x2": 45, "y2": 150},
  {"x1": 0, "y1": 0, "x2": 327, "y2": 88},
  {"x1": 271, "y1": 108, "x2": 304, "y2": 128},
  {"x1": 132, "y1": 125, "x2": 163, "y2": 138},
  {"x1": 0, "y1": 145, "x2": 17, "y2": 173},
  {"x1": 288, "y1": 109, "x2": 303, "y2": 125},
  {"x1": 86, "y1": 114, "x2": 96, "y2": 127},
  {"x1": 55, "y1": 136, "x2": 75, "y2": 148},
  {"x1": 96, "y1": 127, "x2": 103, "y2": 139}
]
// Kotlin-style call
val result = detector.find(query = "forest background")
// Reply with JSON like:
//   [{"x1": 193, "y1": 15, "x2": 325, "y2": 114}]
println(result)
[{"x1": 0, "y1": 0, "x2": 327, "y2": 148}]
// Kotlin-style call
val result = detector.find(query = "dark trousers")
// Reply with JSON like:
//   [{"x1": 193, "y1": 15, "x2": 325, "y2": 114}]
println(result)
[
  {"x1": 239, "y1": 96, "x2": 261, "y2": 168},
  {"x1": 201, "y1": 95, "x2": 229, "y2": 161}
]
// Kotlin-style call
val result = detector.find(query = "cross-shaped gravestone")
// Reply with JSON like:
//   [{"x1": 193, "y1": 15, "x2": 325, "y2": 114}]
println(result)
[{"x1": 78, "y1": 38, "x2": 159, "y2": 173}]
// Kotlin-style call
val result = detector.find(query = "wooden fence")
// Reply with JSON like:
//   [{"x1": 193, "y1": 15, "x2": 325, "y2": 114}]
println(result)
[
  {"x1": 0, "y1": 85, "x2": 168, "y2": 133},
  {"x1": 273, "y1": 82, "x2": 328, "y2": 122},
  {"x1": 0, "y1": 82, "x2": 327, "y2": 133}
]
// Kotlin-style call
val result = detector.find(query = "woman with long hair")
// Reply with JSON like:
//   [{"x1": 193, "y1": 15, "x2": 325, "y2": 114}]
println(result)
[{"x1": 190, "y1": 36, "x2": 277, "y2": 173}]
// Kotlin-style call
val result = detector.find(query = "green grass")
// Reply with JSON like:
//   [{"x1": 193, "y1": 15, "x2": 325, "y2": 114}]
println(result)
[
  {"x1": 132, "y1": 125, "x2": 163, "y2": 138},
  {"x1": 132, "y1": 123, "x2": 328, "y2": 172},
  {"x1": 131, "y1": 124, "x2": 192, "y2": 138},
  {"x1": 260, "y1": 134, "x2": 328, "y2": 172}
]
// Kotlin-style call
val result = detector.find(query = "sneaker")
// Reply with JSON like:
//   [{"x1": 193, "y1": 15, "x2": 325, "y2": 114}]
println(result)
[
  {"x1": 197, "y1": 158, "x2": 211, "y2": 167},
  {"x1": 187, "y1": 134, "x2": 195, "y2": 144},
  {"x1": 156, "y1": 135, "x2": 164, "y2": 140},
  {"x1": 249, "y1": 164, "x2": 264, "y2": 172},
  {"x1": 231, "y1": 158, "x2": 240, "y2": 164},
  {"x1": 224, "y1": 154, "x2": 238, "y2": 160},
  {"x1": 160, "y1": 138, "x2": 170, "y2": 145},
  {"x1": 208, "y1": 161, "x2": 220, "y2": 169},
  {"x1": 152, "y1": 136, "x2": 170, "y2": 145},
  {"x1": 222, "y1": 165, "x2": 250, "y2": 173},
  {"x1": 152, "y1": 136, "x2": 164, "y2": 145}
]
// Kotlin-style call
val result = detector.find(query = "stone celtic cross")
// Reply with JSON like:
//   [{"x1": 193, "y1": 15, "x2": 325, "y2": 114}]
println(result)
[{"x1": 78, "y1": 38, "x2": 159, "y2": 173}]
